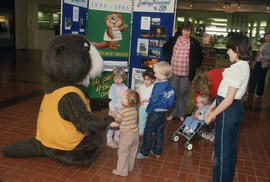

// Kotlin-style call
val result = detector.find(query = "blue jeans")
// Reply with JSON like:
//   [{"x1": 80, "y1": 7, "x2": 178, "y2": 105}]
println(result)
[
  {"x1": 140, "y1": 111, "x2": 166, "y2": 156},
  {"x1": 213, "y1": 96, "x2": 243, "y2": 182},
  {"x1": 183, "y1": 116, "x2": 205, "y2": 131},
  {"x1": 248, "y1": 62, "x2": 268, "y2": 96}
]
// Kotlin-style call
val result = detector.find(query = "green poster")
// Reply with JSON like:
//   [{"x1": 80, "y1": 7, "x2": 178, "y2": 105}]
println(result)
[
  {"x1": 86, "y1": 72, "x2": 128, "y2": 98},
  {"x1": 87, "y1": 9, "x2": 131, "y2": 58}
]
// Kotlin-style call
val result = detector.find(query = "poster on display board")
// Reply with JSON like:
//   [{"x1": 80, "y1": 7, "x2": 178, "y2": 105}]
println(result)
[
  {"x1": 131, "y1": 68, "x2": 145, "y2": 90},
  {"x1": 86, "y1": 0, "x2": 132, "y2": 98},
  {"x1": 129, "y1": 0, "x2": 177, "y2": 88},
  {"x1": 87, "y1": 0, "x2": 132, "y2": 59},
  {"x1": 61, "y1": 0, "x2": 88, "y2": 35}
]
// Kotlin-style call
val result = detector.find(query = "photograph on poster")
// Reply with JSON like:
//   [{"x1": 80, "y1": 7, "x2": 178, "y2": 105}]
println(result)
[
  {"x1": 150, "y1": 27, "x2": 166, "y2": 39},
  {"x1": 142, "y1": 58, "x2": 158, "y2": 68},
  {"x1": 103, "y1": 60, "x2": 128, "y2": 72},
  {"x1": 151, "y1": 18, "x2": 160, "y2": 25},
  {"x1": 140, "y1": 32, "x2": 150, "y2": 38},
  {"x1": 149, "y1": 47, "x2": 161, "y2": 58},
  {"x1": 131, "y1": 68, "x2": 145, "y2": 90},
  {"x1": 149, "y1": 39, "x2": 159, "y2": 47},
  {"x1": 137, "y1": 38, "x2": 149, "y2": 56},
  {"x1": 80, "y1": 17, "x2": 84, "y2": 29},
  {"x1": 159, "y1": 40, "x2": 167, "y2": 47},
  {"x1": 65, "y1": 17, "x2": 72, "y2": 30}
]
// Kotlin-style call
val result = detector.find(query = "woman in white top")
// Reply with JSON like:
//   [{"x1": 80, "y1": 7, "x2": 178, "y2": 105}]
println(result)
[{"x1": 205, "y1": 35, "x2": 251, "y2": 182}]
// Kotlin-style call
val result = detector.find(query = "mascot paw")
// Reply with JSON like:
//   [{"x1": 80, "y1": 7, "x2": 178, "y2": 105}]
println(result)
[{"x1": 90, "y1": 98, "x2": 111, "y2": 112}]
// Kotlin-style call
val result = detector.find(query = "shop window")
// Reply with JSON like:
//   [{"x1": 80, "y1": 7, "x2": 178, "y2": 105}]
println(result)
[{"x1": 38, "y1": 4, "x2": 60, "y2": 30}]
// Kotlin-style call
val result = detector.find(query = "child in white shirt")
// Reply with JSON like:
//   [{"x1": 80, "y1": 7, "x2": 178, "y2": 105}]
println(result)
[{"x1": 136, "y1": 68, "x2": 155, "y2": 135}]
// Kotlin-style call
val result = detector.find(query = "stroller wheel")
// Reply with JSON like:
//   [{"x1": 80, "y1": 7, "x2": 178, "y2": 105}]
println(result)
[
  {"x1": 184, "y1": 142, "x2": 193, "y2": 151},
  {"x1": 171, "y1": 134, "x2": 179, "y2": 142}
]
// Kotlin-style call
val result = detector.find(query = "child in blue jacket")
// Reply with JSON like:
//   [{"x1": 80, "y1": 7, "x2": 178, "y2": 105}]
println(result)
[{"x1": 136, "y1": 62, "x2": 175, "y2": 158}]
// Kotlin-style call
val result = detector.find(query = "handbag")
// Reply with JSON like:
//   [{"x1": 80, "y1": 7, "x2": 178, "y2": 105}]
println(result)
[{"x1": 260, "y1": 58, "x2": 270, "y2": 69}]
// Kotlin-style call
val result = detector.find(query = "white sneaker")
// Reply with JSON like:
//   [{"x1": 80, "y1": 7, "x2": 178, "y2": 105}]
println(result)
[
  {"x1": 107, "y1": 141, "x2": 118, "y2": 148},
  {"x1": 114, "y1": 138, "x2": 119, "y2": 144},
  {"x1": 183, "y1": 126, "x2": 189, "y2": 133},
  {"x1": 187, "y1": 129, "x2": 194, "y2": 134}
]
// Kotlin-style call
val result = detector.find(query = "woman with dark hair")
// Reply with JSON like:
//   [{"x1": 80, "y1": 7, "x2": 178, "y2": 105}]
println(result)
[
  {"x1": 204, "y1": 35, "x2": 251, "y2": 182},
  {"x1": 248, "y1": 32, "x2": 270, "y2": 97},
  {"x1": 163, "y1": 21, "x2": 203, "y2": 122}
]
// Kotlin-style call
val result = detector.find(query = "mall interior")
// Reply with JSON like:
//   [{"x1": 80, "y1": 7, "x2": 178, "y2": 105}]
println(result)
[{"x1": 0, "y1": 0, "x2": 270, "y2": 181}]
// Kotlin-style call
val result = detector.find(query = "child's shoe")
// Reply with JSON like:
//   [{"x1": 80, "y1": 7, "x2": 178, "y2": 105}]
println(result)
[
  {"x1": 112, "y1": 169, "x2": 127, "y2": 177},
  {"x1": 183, "y1": 126, "x2": 189, "y2": 133},
  {"x1": 187, "y1": 129, "x2": 194, "y2": 134},
  {"x1": 114, "y1": 136, "x2": 120, "y2": 144},
  {"x1": 107, "y1": 141, "x2": 118, "y2": 148},
  {"x1": 151, "y1": 150, "x2": 160, "y2": 158},
  {"x1": 136, "y1": 152, "x2": 148, "y2": 159}
]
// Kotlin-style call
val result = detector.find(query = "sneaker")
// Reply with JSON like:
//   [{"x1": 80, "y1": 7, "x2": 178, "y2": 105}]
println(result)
[
  {"x1": 136, "y1": 152, "x2": 148, "y2": 159},
  {"x1": 112, "y1": 169, "x2": 127, "y2": 177},
  {"x1": 209, "y1": 135, "x2": 215, "y2": 143},
  {"x1": 166, "y1": 115, "x2": 173, "y2": 120},
  {"x1": 107, "y1": 141, "x2": 118, "y2": 148},
  {"x1": 187, "y1": 129, "x2": 194, "y2": 134},
  {"x1": 114, "y1": 138, "x2": 119, "y2": 144},
  {"x1": 151, "y1": 150, "x2": 160, "y2": 158},
  {"x1": 183, "y1": 126, "x2": 189, "y2": 133},
  {"x1": 202, "y1": 132, "x2": 214, "y2": 140}
]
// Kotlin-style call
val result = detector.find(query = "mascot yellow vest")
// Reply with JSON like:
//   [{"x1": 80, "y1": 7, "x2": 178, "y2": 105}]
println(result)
[{"x1": 36, "y1": 86, "x2": 90, "y2": 151}]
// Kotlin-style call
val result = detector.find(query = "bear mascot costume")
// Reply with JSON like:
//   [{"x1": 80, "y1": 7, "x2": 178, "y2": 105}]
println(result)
[{"x1": 2, "y1": 34, "x2": 114, "y2": 166}]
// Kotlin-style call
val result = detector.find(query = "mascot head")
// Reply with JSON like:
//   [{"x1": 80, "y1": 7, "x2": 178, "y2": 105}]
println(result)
[
  {"x1": 42, "y1": 34, "x2": 103, "y2": 87},
  {"x1": 105, "y1": 12, "x2": 123, "y2": 29}
]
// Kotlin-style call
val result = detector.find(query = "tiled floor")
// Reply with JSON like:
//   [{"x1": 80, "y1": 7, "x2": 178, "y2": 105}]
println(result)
[{"x1": 0, "y1": 49, "x2": 270, "y2": 182}]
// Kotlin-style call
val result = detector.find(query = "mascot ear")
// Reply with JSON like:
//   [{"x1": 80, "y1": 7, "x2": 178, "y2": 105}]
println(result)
[{"x1": 88, "y1": 43, "x2": 104, "y2": 78}]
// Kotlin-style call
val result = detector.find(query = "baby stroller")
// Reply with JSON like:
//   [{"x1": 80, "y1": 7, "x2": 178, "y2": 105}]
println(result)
[
  {"x1": 171, "y1": 68, "x2": 225, "y2": 151},
  {"x1": 171, "y1": 108, "x2": 207, "y2": 151}
]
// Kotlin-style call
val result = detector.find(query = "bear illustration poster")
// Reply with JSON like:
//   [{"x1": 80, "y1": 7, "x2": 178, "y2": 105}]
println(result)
[{"x1": 87, "y1": 0, "x2": 132, "y2": 58}]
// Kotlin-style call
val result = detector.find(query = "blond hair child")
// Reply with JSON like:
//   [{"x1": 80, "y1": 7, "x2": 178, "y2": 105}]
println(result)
[
  {"x1": 136, "y1": 62, "x2": 175, "y2": 158},
  {"x1": 106, "y1": 68, "x2": 127, "y2": 148},
  {"x1": 110, "y1": 89, "x2": 140, "y2": 176}
]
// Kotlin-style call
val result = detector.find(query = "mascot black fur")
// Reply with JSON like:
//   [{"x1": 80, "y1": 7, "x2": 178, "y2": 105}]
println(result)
[{"x1": 2, "y1": 34, "x2": 114, "y2": 166}]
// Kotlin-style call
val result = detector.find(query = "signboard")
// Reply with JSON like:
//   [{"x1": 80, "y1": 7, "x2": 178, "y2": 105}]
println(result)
[{"x1": 134, "y1": 0, "x2": 175, "y2": 13}]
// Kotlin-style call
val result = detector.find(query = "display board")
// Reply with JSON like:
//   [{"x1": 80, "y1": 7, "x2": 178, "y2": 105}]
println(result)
[
  {"x1": 129, "y1": 0, "x2": 177, "y2": 88},
  {"x1": 61, "y1": 0, "x2": 88, "y2": 35}
]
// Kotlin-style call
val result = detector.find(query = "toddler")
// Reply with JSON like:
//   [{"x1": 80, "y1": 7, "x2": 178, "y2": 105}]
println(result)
[
  {"x1": 136, "y1": 62, "x2": 175, "y2": 159},
  {"x1": 110, "y1": 89, "x2": 140, "y2": 177},
  {"x1": 136, "y1": 68, "x2": 155, "y2": 135},
  {"x1": 107, "y1": 68, "x2": 128, "y2": 148},
  {"x1": 183, "y1": 94, "x2": 210, "y2": 134}
]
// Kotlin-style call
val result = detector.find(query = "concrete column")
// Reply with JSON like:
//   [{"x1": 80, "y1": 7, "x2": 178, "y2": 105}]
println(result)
[{"x1": 14, "y1": 0, "x2": 28, "y2": 49}]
